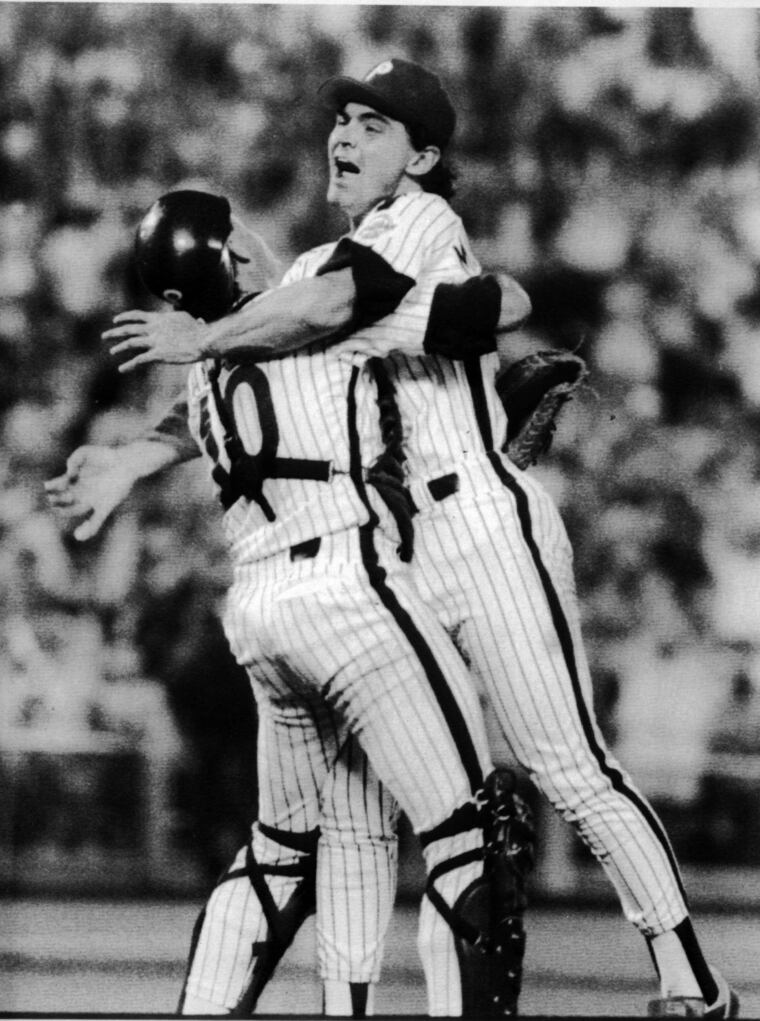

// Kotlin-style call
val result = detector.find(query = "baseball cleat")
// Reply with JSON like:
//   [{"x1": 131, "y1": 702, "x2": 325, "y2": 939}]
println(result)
[{"x1": 648, "y1": 969, "x2": 739, "y2": 1018}]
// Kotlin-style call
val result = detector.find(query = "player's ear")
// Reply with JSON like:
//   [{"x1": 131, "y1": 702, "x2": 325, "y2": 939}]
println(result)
[
  {"x1": 162, "y1": 287, "x2": 183, "y2": 308},
  {"x1": 406, "y1": 145, "x2": 441, "y2": 179}
]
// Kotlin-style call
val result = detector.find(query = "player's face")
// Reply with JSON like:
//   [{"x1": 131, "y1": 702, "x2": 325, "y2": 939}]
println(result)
[{"x1": 326, "y1": 102, "x2": 424, "y2": 221}]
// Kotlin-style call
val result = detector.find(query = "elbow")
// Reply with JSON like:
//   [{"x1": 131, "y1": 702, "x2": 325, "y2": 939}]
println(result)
[
  {"x1": 514, "y1": 283, "x2": 532, "y2": 325},
  {"x1": 496, "y1": 274, "x2": 532, "y2": 332},
  {"x1": 321, "y1": 292, "x2": 352, "y2": 334},
  {"x1": 303, "y1": 302, "x2": 348, "y2": 344}
]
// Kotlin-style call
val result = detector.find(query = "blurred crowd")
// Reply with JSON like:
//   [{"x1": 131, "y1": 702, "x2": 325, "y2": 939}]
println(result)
[{"x1": 1, "y1": 4, "x2": 760, "y2": 882}]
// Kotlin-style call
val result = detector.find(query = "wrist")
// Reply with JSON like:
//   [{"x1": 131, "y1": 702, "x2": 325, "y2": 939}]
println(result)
[
  {"x1": 127, "y1": 440, "x2": 183, "y2": 479},
  {"x1": 197, "y1": 321, "x2": 217, "y2": 360}
]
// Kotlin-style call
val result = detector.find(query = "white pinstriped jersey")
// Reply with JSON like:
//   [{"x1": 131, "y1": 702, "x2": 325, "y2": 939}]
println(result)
[
  {"x1": 382, "y1": 348, "x2": 509, "y2": 483},
  {"x1": 186, "y1": 348, "x2": 399, "y2": 562},
  {"x1": 286, "y1": 192, "x2": 483, "y2": 363},
  {"x1": 339, "y1": 193, "x2": 511, "y2": 482},
  {"x1": 186, "y1": 191, "x2": 490, "y2": 562},
  {"x1": 359, "y1": 192, "x2": 507, "y2": 481}
]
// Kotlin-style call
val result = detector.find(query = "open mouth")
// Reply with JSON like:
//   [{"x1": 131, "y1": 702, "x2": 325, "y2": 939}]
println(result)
[{"x1": 334, "y1": 157, "x2": 360, "y2": 176}]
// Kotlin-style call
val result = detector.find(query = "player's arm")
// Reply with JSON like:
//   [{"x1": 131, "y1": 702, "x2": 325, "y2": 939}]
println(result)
[
  {"x1": 45, "y1": 400, "x2": 199, "y2": 541},
  {"x1": 139, "y1": 397, "x2": 201, "y2": 459},
  {"x1": 331, "y1": 262, "x2": 530, "y2": 363},
  {"x1": 104, "y1": 194, "x2": 531, "y2": 370},
  {"x1": 320, "y1": 197, "x2": 531, "y2": 360},
  {"x1": 495, "y1": 273, "x2": 532, "y2": 334},
  {"x1": 104, "y1": 268, "x2": 358, "y2": 372},
  {"x1": 105, "y1": 263, "x2": 529, "y2": 371}
]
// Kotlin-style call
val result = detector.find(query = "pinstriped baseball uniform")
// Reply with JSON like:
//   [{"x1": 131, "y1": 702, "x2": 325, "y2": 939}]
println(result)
[
  {"x1": 330, "y1": 188, "x2": 692, "y2": 938},
  {"x1": 404, "y1": 441, "x2": 690, "y2": 935},
  {"x1": 371, "y1": 312, "x2": 691, "y2": 938},
  {"x1": 313, "y1": 306, "x2": 691, "y2": 951},
  {"x1": 185, "y1": 345, "x2": 388, "y2": 562},
  {"x1": 305, "y1": 194, "x2": 704, "y2": 1004},
  {"x1": 181, "y1": 191, "x2": 501, "y2": 1016}
]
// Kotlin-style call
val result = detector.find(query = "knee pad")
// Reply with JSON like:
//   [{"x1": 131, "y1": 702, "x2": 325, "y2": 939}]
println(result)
[{"x1": 422, "y1": 769, "x2": 535, "y2": 1017}]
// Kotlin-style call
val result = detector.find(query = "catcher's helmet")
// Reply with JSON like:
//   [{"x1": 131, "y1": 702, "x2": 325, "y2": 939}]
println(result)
[{"x1": 134, "y1": 189, "x2": 237, "y2": 322}]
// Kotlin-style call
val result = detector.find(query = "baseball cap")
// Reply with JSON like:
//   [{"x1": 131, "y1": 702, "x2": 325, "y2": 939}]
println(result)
[{"x1": 318, "y1": 58, "x2": 456, "y2": 150}]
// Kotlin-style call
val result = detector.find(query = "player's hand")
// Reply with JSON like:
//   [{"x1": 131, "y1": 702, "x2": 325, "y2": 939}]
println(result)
[
  {"x1": 44, "y1": 445, "x2": 138, "y2": 540},
  {"x1": 103, "y1": 310, "x2": 208, "y2": 372}
]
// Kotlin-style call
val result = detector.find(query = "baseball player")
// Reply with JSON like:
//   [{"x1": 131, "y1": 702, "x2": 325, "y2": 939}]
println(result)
[
  {"x1": 314, "y1": 62, "x2": 739, "y2": 1020},
  {"x1": 104, "y1": 57, "x2": 738, "y2": 1019},
  {"x1": 94, "y1": 103, "x2": 533, "y2": 1017},
  {"x1": 48, "y1": 188, "x2": 534, "y2": 1017}
]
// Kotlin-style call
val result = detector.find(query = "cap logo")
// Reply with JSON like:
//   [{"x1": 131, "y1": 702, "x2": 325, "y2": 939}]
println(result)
[{"x1": 365, "y1": 61, "x2": 394, "y2": 81}]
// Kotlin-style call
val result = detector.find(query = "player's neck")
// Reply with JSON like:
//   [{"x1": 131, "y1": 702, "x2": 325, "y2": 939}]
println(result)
[{"x1": 344, "y1": 177, "x2": 424, "y2": 232}]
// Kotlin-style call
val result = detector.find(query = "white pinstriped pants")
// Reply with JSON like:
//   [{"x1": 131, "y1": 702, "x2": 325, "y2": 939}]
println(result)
[
  {"x1": 306, "y1": 454, "x2": 694, "y2": 1007},
  {"x1": 304, "y1": 454, "x2": 694, "y2": 1012},
  {"x1": 182, "y1": 734, "x2": 399, "y2": 1009},
  {"x1": 409, "y1": 453, "x2": 690, "y2": 936},
  {"x1": 183, "y1": 526, "x2": 492, "y2": 1016}
]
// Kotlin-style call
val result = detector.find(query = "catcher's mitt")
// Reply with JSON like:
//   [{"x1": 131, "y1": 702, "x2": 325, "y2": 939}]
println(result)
[{"x1": 496, "y1": 349, "x2": 588, "y2": 469}]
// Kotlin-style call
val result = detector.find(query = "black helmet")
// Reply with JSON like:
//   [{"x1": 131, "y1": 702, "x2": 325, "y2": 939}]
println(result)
[{"x1": 134, "y1": 190, "x2": 237, "y2": 322}]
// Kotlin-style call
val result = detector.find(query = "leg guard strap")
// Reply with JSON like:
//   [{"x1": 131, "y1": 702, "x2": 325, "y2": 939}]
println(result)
[
  {"x1": 177, "y1": 827, "x2": 318, "y2": 1017},
  {"x1": 230, "y1": 830, "x2": 318, "y2": 1017},
  {"x1": 420, "y1": 801, "x2": 481, "y2": 849}
]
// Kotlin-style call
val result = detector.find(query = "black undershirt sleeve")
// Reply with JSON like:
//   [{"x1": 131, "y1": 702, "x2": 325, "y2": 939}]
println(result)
[
  {"x1": 139, "y1": 398, "x2": 200, "y2": 460},
  {"x1": 317, "y1": 237, "x2": 416, "y2": 331},
  {"x1": 423, "y1": 274, "x2": 501, "y2": 359}
]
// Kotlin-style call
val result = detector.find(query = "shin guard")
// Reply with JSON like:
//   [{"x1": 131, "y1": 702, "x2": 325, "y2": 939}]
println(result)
[{"x1": 424, "y1": 769, "x2": 535, "y2": 1016}]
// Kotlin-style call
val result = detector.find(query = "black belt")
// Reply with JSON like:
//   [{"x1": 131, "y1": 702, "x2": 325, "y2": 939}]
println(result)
[
  {"x1": 266, "y1": 458, "x2": 331, "y2": 482},
  {"x1": 427, "y1": 472, "x2": 460, "y2": 502},
  {"x1": 289, "y1": 537, "x2": 321, "y2": 561}
]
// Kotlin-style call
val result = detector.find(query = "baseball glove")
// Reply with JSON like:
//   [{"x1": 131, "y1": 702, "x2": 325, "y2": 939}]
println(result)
[{"x1": 496, "y1": 349, "x2": 589, "y2": 469}]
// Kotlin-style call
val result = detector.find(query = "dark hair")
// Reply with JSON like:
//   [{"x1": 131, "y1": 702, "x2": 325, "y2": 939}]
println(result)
[{"x1": 406, "y1": 122, "x2": 457, "y2": 200}]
